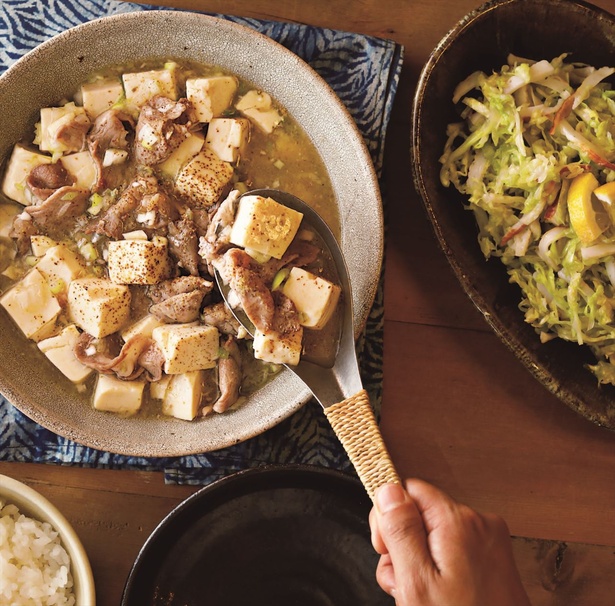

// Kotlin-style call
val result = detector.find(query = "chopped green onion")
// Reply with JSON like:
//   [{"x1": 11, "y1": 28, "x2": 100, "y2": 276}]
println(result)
[
  {"x1": 79, "y1": 242, "x2": 98, "y2": 262},
  {"x1": 88, "y1": 193, "x2": 104, "y2": 216},
  {"x1": 271, "y1": 267, "x2": 290, "y2": 291},
  {"x1": 49, "y1": 278, "x2": 66, "y2": 295}
]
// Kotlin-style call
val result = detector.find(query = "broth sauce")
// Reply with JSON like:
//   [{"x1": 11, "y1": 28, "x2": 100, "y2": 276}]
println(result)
[{"x1": 0, "y1": 58, "x2": 341, "y2": 420}]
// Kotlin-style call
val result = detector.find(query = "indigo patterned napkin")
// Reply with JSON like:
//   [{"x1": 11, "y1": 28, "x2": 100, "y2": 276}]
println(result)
[{"x1": 0, "y1": 0, "x2": 403, "y2": 484}]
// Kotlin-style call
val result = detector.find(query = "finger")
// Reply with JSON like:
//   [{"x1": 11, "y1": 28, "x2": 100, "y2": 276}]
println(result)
[
  {"x1": 375, "y1": 553, "x2": 396, "y2": 597},
  {"x1": 369, "y1": 507, "x2": 388, "y2": 555},
  {"x1": 374, "y1": 483, "x2": 432, "y2": 576},
  {"x1": 403, "y1": 478, "x2": 463, "y2": 538},
  {"x1": 404, "y1": 479, "x2": 509, "y2": 573},
  {"x1": 404, "y1": 478, "x2": 458, "y2": 520}
]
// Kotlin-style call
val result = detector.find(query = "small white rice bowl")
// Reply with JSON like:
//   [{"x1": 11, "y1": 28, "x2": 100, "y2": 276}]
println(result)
[
  {"x1": 0, "y1": 475, "x2": 95, "y2": 605},
  {"x1": 0, "y1": 498, "x2": 75, "y2": 605}
]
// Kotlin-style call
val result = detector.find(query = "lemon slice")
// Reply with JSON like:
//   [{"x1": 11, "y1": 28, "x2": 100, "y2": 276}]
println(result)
[
  {"x1": 593, "y1": 181, "x2": 615, "y2": 221},
  {"x1": 567, "y1": 172, "x2": 610, "y2": 244}
]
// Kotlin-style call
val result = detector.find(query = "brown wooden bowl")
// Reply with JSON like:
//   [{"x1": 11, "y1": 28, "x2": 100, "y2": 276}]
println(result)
[{"x1": 412, "y1": 0, "x2": 615, "y2": 429}]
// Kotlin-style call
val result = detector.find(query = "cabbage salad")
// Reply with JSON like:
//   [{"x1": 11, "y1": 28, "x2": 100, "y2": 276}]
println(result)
[{"x1": 440, "y1": 53, "x2": 615, "y2": 385}]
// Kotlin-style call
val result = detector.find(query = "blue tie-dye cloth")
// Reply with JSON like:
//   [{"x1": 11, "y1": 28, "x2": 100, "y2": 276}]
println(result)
[{"x1": 0, "y1": 1, "x2": 403, "y2": 484}]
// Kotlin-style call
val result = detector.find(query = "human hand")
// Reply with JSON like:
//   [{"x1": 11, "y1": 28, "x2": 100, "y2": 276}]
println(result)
[{"x1": 369, "y1": 479, "x2": 531, "y2": 606}]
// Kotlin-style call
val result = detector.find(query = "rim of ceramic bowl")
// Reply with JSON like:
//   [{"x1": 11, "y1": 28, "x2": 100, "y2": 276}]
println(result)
[
  {"x1": 0, "y1": 474, "x2": 96, "y2": 604},
  {"x1": 411, "y1": 0, "x2": 615, "y2": 429},
  {"x1": 0, "y1": 10, "x2": 383, "y2": 455}
]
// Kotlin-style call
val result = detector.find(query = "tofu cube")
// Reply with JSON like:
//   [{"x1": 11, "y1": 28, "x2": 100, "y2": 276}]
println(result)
[
  {"x1": 149, "y1": 374, "x2": 172, "y2": 400},
  {"x1": 253, "y1": 326, "x2": 303, "y2": 366},
  {"x1": 236, "y1": 90, "x2": 283, "y2": 133},
  {"x1": 60, "y1": 151, "x2": 97, "y2": 191},
  {"x1": 107, "y1": 237, "x2": 171, "y2": 285},
  {"x1": 30, "y1": 235, "x2": 58, "y2": 257},
  {"x1": 0, "y1": 268, "x2": 61, "y2": 341},
  {"x1": 175, "y1": 149, "x2": 234, "y2": 208},
  {"x1": 81, "y1": 78, "x2": 124, "y2": 119},
  {"x1": 121, "y1": 313, "x2": 165, "y2": 342},
  {"x1": 2, "y1": 144, "x2": 52, "y2": 205},
  {"x1": 93, "y1": 374, "x2": 145, "y2": 414},
  {"x1": 35, "y1": 244, "x2": 87, "y2": 294},
  {"x1": 38, "y1": 102, "x2": 91, "y2": 154},
  {"x1": 230, "y1": 195, "x2": 303, "y2": 259},
  {"x1": 68, "y1": 277, "x2": 131, "y2": 338},
  {"x1": 0, "y1": 203, "x2": 21, "y2": 238},
  {"x1": 282, "y1": 267, "x2": 341, "y2": 329},
  {"x1": 205, "y1": 118, "x2": 250, "y2": 163},
  {"x1": 38, "y1": 324, "x2": 93, "y2": 383},
  {"x1": 122, "y1": 68, "x2": 178, "y2": 108},
  {"x1": 158, "y1": 131, "x2": 204, "y2": 179},
  {"x1": 152, "y1": 324, "x2": 220, "y2": 374},
  {"x1": 186, "y1": 76, "x2": 238, "y2": 123},
  {"x1": 162, "y1": 370, "x2": 203, "y2": 420}
]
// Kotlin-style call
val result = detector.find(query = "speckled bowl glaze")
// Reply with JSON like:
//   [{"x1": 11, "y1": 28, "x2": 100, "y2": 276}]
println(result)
[
  {"x1": 412, "y1": 0, "x2": 615, "y2": 429},
  {"x1": 0, "y1": 474, "x2": 96, "y2": 604},
  {"x1": 0, "y1": 11, "x2": 382, "y2": 455}
]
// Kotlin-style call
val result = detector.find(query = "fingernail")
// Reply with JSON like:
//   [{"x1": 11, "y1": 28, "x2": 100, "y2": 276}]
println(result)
[{"x1": 375, "y1": 482, "x2": 406, "y2": 513}]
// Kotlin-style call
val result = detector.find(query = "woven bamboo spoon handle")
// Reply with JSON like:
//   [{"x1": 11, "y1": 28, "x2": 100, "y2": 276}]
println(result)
[{"x1": 323, "y1": 388, "x2": 401, "y2": 501}]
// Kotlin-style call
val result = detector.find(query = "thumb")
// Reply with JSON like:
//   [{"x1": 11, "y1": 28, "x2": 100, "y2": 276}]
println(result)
[{"x1": 375, "y1": 483, "x2": 434, "y2": 578}]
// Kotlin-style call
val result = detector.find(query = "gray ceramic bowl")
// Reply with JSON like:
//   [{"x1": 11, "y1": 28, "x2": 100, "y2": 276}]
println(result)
[
  {"x1": 412, "y1": 0, "x2": 615, "y2": 429},
  {"x1": 0, "y1": 11, "x2": 383, "y2": 455}
]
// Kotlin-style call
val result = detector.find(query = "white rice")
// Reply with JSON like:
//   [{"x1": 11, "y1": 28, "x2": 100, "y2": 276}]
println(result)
[{"x1": 0, "y1": 498, "x2": 76, "y2": 606}]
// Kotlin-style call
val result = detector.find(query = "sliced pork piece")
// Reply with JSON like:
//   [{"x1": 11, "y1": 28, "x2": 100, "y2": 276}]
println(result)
[
  {"x1": 89, "y1": 174, "x2": 160, "y2": 239},
  {"x1": 74, "y1": 331, "x2": 163, "y2": 381},
  {"x1": 55, "y1": 111, "x2": 91, "y2": 153},
  {"x1": 87, "y1": 109, "x2": 134, "y2": 190},
  {"x1": 216, "y1": 247, "x2": 274, "y2": 332},
  {"x1": 271, "y1": 290, "x2": 301, "y2": 335},
  {"x1": 10, "y1": 213, "x2": 39, "y2": 255},
  {"x1": 26, "y1": 163, "x2": 74, "y2": 201},
  {"x1": 150, "y1": 289, "x2": 206, "y2": 323},
  {"x1": 89, "y1": 109, "x2": 134, "y2": 151},
  {"x1": 148, "y1": 275, "x2": 213, "y2": 303},
  {"x1": 24, "y1": 186, "x2": 89, "y2": 234},
  {"x1": 137, "y1": 341, "x2": 165, "y2": 382},
  {"x1": 74, "y1": 332, "x2": 122, "y2": 371},
  {"x1": 258, "y1": 239, "x2": 321, "y2": 284},
  {"x1": 192, "y1": 207, "x2": 210, "y2": 237},
  {"x1": 134, "y1": 95, "x2": 196, "y2": 166},
  {"x1": 201, "y1": 301, "x2": 246, "y2": 337},
  {"x1": 168, "y1": 217, "x2": 199, "y2": 275},
  {"x1": 212, "y1": 335, "x2": 242, "y2": 413},
  {"x1": 283, "y1": 238, "x2": 320, "y2": 268},
  {"x1": 138, "y1": 189, "x2": 181, "y2": 231},
  {"x1": 198, "y1": 189, "x2": 240, "y2": 272}
]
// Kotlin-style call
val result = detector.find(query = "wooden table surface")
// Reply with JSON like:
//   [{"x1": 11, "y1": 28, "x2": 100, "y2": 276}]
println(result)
[{"x1": 2, "y1": 0, "x2": 615, "y2": 604}]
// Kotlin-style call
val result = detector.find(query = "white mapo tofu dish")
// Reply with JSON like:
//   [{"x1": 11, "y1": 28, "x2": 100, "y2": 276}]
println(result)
[{"x1": 0, "y1": 59, "x2": 341, "y2": 421}]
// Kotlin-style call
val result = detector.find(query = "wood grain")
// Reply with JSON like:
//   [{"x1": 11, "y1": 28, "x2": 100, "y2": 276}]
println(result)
[
  {"x1": 0, "y1": 462, "x2": 196, "y2": 606},
  {"x1": 3, "y1": 1, "x2": 615, "y2": 605},
  {"x1": 3, "y1": 461, "x2": 615, "y2": 606}
]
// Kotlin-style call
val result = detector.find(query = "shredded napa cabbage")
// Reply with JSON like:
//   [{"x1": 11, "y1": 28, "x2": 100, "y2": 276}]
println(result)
[{"x1": 440, "y1": 53, "x2": 615, "y2": 385}]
